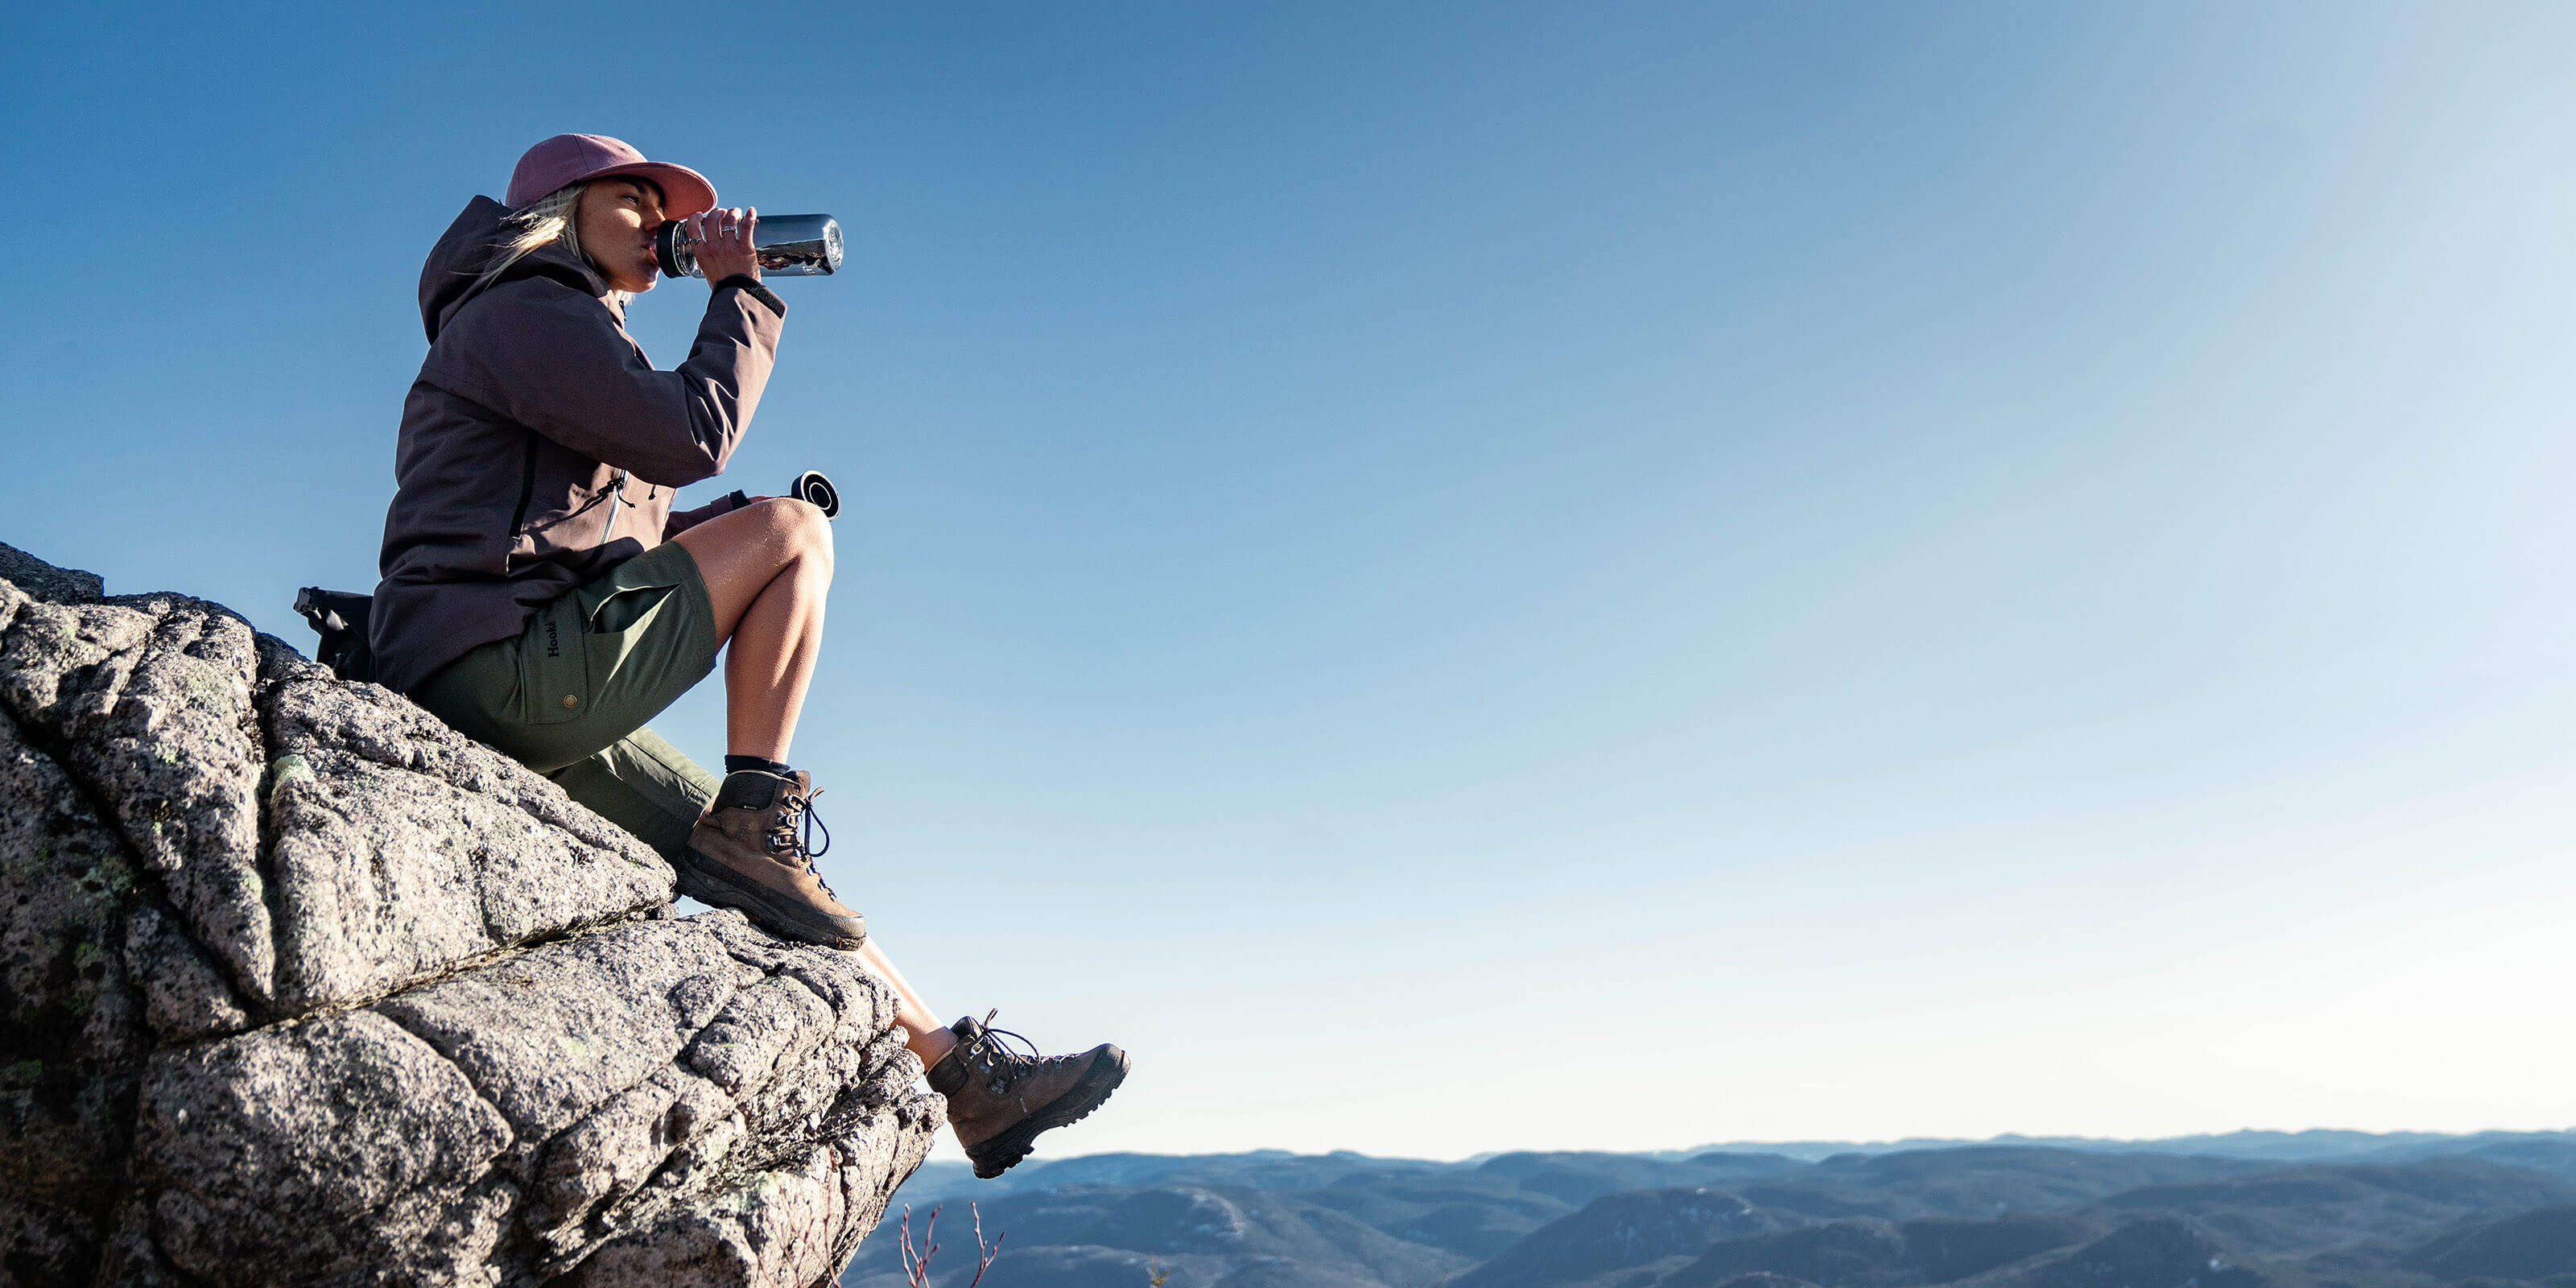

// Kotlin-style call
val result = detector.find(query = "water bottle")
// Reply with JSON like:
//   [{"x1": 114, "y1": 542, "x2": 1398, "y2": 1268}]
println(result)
[
  {"x1": 790, "y1": 470, "x2": 840, "y2": 518},
  {"x1": 656, "y1": 213, "x2": 844, "y2": 279}
]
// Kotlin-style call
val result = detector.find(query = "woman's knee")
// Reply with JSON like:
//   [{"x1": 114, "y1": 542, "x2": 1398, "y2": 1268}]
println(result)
[
  {"x1": 724, "y1": 495, "x2": 828, "y2": 557},
  {"x1": 675, "y1": 498, "x2": 832, "y2": 607},
  {"x1": 760, "y1": 496, "x2": 833, "y2": 571}
]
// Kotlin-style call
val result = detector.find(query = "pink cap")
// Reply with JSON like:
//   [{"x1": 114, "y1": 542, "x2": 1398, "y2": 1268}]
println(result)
[{"x1": 505, "y1": 134, "x2": 716, "y2": 217}]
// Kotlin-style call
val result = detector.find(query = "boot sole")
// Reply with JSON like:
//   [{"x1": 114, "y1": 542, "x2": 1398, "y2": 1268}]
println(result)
[
  {"x1": 676, "y1": 848, "x2": 866, "y2": 950},
  {"x1": 964, "y1": 1045, "x2": 1131, "y2": 1179}
]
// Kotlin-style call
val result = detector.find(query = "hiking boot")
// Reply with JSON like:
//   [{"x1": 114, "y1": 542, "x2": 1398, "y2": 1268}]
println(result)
[
  {"x1": 676, "y1": 770, "x2": 865, "y2": 949},
  {"x1": 927, "y1": 1012, "x2": 1129, "y2": 1178}
]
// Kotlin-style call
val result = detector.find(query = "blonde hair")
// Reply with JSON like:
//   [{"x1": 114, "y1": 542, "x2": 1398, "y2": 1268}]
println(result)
[{"x1": 473, "y1": 180, "x2": 629, "y2": 303}]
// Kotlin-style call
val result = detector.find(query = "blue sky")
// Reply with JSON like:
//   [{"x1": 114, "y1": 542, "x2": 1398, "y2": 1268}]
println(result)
[{"x1": 8, "y1": 2, "x2": 2576, "y2": 1160}]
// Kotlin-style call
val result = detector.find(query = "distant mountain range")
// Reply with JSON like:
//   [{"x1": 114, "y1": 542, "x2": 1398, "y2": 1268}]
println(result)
[
  {"x1": 845, "y1": 1130, "x2": 2576, "y2": 1288},
  {"x1": 1659, "y1": 1129, "x2": 2576, "y2": 1163}
]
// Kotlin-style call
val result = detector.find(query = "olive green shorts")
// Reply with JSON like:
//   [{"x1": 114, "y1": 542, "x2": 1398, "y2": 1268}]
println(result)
[{"x1": 411, "y1": 540, "x2": 724, "y2": 861}]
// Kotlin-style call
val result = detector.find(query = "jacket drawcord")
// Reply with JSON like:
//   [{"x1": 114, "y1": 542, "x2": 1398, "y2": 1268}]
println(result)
[{"x1": 601, "y1": 470, "x2": 630, "y2": 545}]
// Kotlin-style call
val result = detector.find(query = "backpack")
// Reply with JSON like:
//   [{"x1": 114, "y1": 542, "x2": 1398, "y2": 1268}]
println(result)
[{"x1": 293, "y1": 587, "x2": 378, "y2": 683}]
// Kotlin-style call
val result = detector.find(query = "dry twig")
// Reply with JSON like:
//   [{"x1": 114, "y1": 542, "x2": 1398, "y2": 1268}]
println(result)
[{"x1": 898, "y1": 1202, "x2": 1005, "y2": 1288}]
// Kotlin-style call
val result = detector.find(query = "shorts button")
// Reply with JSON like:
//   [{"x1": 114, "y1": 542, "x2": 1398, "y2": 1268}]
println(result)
[{"x1": 561, "y1": 695, "x2": 579, "y2": 709}]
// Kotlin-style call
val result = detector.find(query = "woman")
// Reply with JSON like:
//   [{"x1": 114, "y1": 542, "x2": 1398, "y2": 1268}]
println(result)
[{"x1": 373, "y1": 133, "x2": 1124, "y2": 1178}]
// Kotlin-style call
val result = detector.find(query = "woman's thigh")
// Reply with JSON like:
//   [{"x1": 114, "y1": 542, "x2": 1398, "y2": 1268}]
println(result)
[
  {"x1": 668, "y1": 497, "x2": 832, "y2": 639},
  {"x1": 411, "y1": 543, "x2": 721, "y2": 773}
]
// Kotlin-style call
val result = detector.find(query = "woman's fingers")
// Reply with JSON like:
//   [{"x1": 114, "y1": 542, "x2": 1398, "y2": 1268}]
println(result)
[
  {"x1": 689, "y1": 208, "x2": 744, "y2": 248},
  {"x1": 686, "y1": 206, "x2": 762, "y2": 283}
]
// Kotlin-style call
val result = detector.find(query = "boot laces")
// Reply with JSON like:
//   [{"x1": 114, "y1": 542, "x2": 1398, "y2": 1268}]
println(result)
[
  {"x1": 764, "y1": 787, "x2": 836, "y2": 894},
  {"x1": 962, "y1": 1009, "x2": 1044, "y2": 1094}
]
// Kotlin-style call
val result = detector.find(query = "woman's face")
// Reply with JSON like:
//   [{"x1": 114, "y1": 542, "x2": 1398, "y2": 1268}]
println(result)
[{"x1": 577, "y1": 179, "x2": 666, "y2": 293}]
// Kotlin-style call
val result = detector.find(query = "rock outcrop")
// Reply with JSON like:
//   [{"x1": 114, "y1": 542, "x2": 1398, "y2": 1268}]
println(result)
[{"x1": 0, "y1": 543, "x2": 941, "y2": 1287}]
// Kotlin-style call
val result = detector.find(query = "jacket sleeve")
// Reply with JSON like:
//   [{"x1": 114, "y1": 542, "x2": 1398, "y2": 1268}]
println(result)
[
  {"x1": 419, "y1": 277, "x2": 787, "y2": 489},
  {"x1": 663, "y1": 489, "x2": 751, "y2": 540}
]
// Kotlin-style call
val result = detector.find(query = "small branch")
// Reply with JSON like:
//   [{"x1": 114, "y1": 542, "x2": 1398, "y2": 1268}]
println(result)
[
  {"x1": 965, "y1": 1202, "x2": 1006, "y2": 1288},
  {"x1": 899, "y1": 1204, "x2": 943, "y2": 1288}
]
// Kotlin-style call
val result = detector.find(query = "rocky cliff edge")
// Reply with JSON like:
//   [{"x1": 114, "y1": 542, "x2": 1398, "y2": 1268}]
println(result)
[{"x1": 0, "y1": 542, "x2": 942, "y2": 1287}]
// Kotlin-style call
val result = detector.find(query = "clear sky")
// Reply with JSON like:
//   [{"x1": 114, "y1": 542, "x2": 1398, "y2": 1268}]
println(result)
[{"x1": 7, "y1": 2, "x2": 2576, "y2": 1162}]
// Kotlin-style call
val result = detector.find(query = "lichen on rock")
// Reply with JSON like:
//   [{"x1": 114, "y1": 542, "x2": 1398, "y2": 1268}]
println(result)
[{"x1": 0, "y1": 540, "x2": 940, "y2": 1287}]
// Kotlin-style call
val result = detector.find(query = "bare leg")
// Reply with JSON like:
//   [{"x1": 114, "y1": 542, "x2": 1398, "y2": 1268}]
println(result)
[
  {"x1": 670, "y1": 498, "x2": 832, "y2": 761},
  {"x1": 671, "y1": 502, "x2": 958, "y2": 1065},
  {"x1": 859, "y1": 939, "x2": 961, "y2": 1067}
]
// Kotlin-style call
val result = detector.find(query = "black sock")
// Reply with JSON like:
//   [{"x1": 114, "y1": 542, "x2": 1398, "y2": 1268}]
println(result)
[{"x1": 724, "y1": 755, "x2": 793, "y2": 778}]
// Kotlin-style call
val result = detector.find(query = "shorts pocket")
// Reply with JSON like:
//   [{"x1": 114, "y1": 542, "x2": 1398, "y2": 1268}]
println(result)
[
  {"x1": 518, "y1": 594, "x2": 592, "y2": 726},
  {"x1": 584, "y1": 582, "x2": 676, "y2": 686},
  {"x1": 588, "y1": 583, "x2": 675, "y2": 635}
]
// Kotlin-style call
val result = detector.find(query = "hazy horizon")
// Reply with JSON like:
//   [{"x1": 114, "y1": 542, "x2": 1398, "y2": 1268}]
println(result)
[
  {"x1": 927, "y1": 1122, "x2": 2576, "y2": 1167},
  {"x1": 10, "y1": 2, "x2": 2576, "y2": 1163}
]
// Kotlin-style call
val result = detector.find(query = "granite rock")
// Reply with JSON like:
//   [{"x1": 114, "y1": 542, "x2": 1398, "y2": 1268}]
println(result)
[
  {"x1": 0, "y1": 539, "x2": 103, "y2": 607},
  {"x1": 0, "y1": 546, "x2": 941, "y2": 1287}
]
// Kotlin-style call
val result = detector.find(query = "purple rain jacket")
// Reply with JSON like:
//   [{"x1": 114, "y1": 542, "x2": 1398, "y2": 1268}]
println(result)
[{"x1": 370, "y1": 196, "x2": 786, "y2": 694}]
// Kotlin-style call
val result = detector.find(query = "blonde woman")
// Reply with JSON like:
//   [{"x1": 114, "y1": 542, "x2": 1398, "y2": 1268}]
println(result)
[{"x1": 374, "y1": 134, "x2": 1125, "y2": 1177}]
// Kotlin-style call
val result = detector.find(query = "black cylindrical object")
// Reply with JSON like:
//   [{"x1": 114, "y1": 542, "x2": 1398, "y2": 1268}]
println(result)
[
  {"x1": 791, "y1": 471, "x2": 840, "y2": 519},
  {"x1": 656, "y1": 213, "x2": 844, "y2": 279}
]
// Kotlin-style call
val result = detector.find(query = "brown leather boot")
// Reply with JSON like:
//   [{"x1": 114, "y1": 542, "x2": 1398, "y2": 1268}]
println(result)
[
  {"x1": 676, "y1": 770, "x2": 865, "y2": 949},
  {"x1": 927, "y1": 1012, "x2": 1129, "y2": 1178}
]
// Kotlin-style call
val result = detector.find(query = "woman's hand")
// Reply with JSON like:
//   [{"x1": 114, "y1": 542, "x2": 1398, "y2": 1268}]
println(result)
[{"x1": 687, "y1": 206, "x2": 760, "y2": 285}]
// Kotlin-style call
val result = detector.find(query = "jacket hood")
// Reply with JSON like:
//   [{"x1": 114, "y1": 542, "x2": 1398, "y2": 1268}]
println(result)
[{"x1": 419, "y1": 196, "x2": 612, "y2": 342}]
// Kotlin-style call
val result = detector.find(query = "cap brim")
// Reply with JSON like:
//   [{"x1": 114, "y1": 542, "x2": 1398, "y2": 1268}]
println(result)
[{"x1": 584, "y1": 160, "x2": 717, "y2": 219}]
